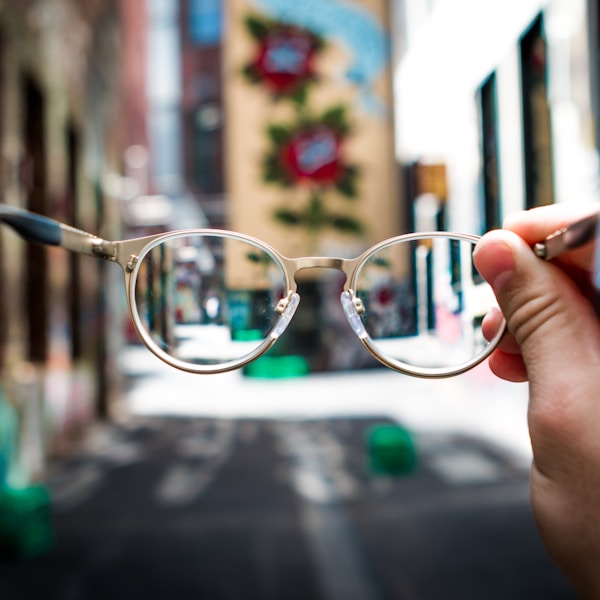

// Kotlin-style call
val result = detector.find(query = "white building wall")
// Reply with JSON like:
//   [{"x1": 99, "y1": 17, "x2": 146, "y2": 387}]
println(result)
[
  {"x1": 393, "y1": 0, "x2": 598, "y2": 232},
  {"x1": 495, "y1": 47, "x2": 526, "y2": 217}
]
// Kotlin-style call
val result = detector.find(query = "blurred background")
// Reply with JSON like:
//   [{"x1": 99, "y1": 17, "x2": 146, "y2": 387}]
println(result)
[{"x1": 0, "y1": 0, "x2": 596, "y2": 598}]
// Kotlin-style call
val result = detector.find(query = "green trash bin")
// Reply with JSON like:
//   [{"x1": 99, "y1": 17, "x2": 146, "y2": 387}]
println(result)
[
  {"x1": 243, "y1": 354, "x2": 309, "y2": 379},
  {"x1": 0, "y1": 485, "x2": 53, "y2": 559},
  {"x1": 367, "y1": 424, "x2": 418, "y2": 476}
]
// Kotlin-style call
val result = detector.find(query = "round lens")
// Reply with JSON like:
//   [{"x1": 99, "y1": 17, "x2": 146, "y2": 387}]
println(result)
[
  {"x1": 130, "y1": 232, "x2": 288, "y2": 371},
  {"x1": 354, "y1": 235, "x2": 502, "y2": 376}
]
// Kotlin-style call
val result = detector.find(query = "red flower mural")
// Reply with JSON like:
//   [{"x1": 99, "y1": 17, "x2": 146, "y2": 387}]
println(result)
[
  {"x1": 263, "y1": 107, "x2": 362, "y2": 236},
  {"x1": 242, "y1": 15, "x2": 323, "y2": 102},
  {"x1": 263, "y1": 106, "x2": 357, "y2": 197},
  {"x1": 241, "y1": 14, "x2": 364, "y2": 238},
  {"x1": 280, "y1": 126, "x2": 341, "y2": 184}
]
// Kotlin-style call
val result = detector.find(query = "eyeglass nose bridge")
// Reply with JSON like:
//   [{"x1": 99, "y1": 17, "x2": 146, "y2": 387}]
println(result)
[
  {"x1": 280, "y1": 254, "x2": 368, "y2": 338},
  {"x1": 286, "y1": 256, "x2": 352, "y2": 273},
  {"x1": 281, "y1": 255, "x2": 361, "y2": 290}
]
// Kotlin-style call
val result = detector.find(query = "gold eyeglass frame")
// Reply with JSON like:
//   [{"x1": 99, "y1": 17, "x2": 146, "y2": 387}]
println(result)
[{"x1": 3, "y1": 204, "x2": 596, "y2": 379}]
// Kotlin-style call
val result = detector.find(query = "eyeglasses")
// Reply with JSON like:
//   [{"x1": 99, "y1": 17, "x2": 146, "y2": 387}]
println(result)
[
  {"x1": 0, "y1": 205, "x2": 600, "y2": 378},
  {"x1": 1, "y1": 203, "x2": 501, "y2": 378},
  {"x1": 0, "y1": 204, "x2": 600, "y2": 378},
  {"x1": 3, "y1": 205, "x2": 593, "y2": 378},
  {"x1": 0, "y1": 205, "x2": 588, "y2": 378}
]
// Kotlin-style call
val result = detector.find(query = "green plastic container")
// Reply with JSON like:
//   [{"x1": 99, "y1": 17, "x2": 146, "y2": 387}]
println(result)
[
  {"x1": 0, "y1": 485, "x2": 53, "y2": 559},
  {"x1": 231, "y1": 328, "x2": 263, "y2": 341},
  {"x1": 367, "y1": 424, "x2": 417, "y2": 476},
  {"x1": 243, "y1": 355, "x2": 309, "y2": 379}
]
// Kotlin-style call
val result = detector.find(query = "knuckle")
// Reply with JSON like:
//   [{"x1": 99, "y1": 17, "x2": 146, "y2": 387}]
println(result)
[{"x1": 506, "y1": 292, "x2": 564, "y2": 349}]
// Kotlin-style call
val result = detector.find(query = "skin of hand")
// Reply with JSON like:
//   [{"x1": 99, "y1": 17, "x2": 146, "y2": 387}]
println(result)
[{"x1": 473, "y1": 203, "x2": 600, "y2": 598}]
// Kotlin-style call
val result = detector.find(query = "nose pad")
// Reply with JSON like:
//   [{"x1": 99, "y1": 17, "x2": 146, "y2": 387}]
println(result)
[
  {"x1": 271, "y1": 292, "x2": 300, "y2": 339},
  {"x1": 340, "y1": 291, "x2": 368, "y2": 339}
]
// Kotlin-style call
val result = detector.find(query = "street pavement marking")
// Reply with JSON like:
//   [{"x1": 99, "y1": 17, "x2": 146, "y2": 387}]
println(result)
[
  {"x1": 155, "y1": 422, "x2": 234, "y2": 506},
  {"x1": 276, "y1": 422, "x2": 384, "y2": 600},
  {"x1": 300, "y1": 502, "x2": 385, "y2": 600},
  {"x1": 48, "y1": 464, "x2": 104, "y2": 511},
  {"x1": 427, "y1": 448, "x2": 503, "y2": 485},
  {"x1": 155, "y1": 463, "x2": 218, "y2": 505}
]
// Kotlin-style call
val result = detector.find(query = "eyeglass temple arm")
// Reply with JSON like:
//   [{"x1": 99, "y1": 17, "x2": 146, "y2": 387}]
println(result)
[
  {"x1": 534, "y1": 211, "x2": 600, "y2": 260},
  {"x1": 0, "y1": 204, "x2": 116, "y2": 260}
]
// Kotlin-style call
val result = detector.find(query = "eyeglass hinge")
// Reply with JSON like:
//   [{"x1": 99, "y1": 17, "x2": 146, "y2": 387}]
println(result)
[
  {"x1": 533, "y1": 243, "x2": 547, "y2": 259},
  {"x1": 91, "y1": 239, "x2": 117, "y2": 261}
]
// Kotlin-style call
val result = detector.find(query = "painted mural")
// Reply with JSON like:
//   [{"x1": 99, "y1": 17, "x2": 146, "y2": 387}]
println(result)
[{"x1": 226, "y1": 0, "x2": 397, "y2": 256}]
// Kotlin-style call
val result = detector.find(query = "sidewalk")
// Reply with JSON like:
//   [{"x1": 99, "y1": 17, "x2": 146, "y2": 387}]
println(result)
[{"x1": 119, "y1": 346, "x2": 532, "y2": 466}]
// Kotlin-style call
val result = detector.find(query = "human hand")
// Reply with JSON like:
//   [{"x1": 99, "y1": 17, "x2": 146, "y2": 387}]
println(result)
[{"x1": 473, "y1": 203, "x2": 600, "y2": 598}]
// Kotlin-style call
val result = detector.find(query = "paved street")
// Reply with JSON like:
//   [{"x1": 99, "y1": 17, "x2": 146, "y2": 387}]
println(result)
[{"x1": 0, "y1": 354, "x2": 577, "y2": 599}]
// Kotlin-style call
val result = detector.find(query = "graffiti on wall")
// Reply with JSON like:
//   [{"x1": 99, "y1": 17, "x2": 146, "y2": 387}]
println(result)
[{"x1": 239, "y1": 1, "x2": 390, "y2": 247}]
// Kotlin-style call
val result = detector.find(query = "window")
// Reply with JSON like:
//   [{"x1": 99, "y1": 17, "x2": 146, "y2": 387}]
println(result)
[
  {"x1": 189, "y1": 0, "x2": 222, "y2": 46},
  {"x1": 191, "y1": 103, "x2": 224, "y2": 193},
  {"x1": 478, "y1": 73, "x2": 502, "y2": 232},
  {"x1": 520, "y1": 13, "x2": 554, "y2": 208},
  {"x1": 22, "y1": 74, "x2": 49, "y2": 362}
]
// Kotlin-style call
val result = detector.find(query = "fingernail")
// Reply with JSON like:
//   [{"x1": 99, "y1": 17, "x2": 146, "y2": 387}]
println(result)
[{"x1": 474, "y1": 237, "x2": 516, "y2": 293}]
